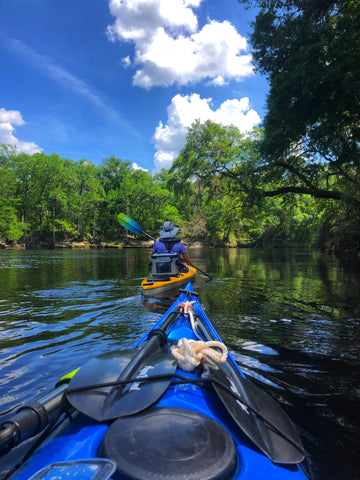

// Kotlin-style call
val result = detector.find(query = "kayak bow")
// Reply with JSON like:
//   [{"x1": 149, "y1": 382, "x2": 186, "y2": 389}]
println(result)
[{"x1": 0, "y1": 283, "x2": 308, "y2": 480}]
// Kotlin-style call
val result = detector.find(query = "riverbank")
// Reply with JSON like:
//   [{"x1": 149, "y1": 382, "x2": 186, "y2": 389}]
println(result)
[
  {"x1": 0, "y1": 240, "x2": 138, "y2": 250},
  {"x1": 0, "y1": 239, "x2": 207, "y2": 250},
  {"x1": 1, "y1": 239, "x2": 359, "y2": 259}
]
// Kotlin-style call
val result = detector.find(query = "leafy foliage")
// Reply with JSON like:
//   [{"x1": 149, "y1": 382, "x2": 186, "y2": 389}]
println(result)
[
  {"x1": 238, "y1": 0, "x2": 360, "y2": 205},
  {"x1": 1, "y1": 101, "x2": 359, "y2": 253}
]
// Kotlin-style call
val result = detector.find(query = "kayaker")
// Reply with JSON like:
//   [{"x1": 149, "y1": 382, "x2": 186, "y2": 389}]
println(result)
[{"x1": 153, "y1": 221, "x2": 191, "y2": 265}]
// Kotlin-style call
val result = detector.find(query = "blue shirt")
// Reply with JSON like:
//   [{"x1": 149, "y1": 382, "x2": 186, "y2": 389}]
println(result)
[{"x1": 152, "y1": 239, "x2": 187, "y2": 255}]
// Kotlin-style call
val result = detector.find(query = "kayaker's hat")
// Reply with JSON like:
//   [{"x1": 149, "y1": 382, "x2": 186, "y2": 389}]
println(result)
[{"x1": 159, "y1": 221, "x2": 179, "y2": 239}]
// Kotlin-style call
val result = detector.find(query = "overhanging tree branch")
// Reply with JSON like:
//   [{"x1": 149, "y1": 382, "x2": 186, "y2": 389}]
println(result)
[{"x1": 263, "y1": 186, "x2": 341, "y2": 200}]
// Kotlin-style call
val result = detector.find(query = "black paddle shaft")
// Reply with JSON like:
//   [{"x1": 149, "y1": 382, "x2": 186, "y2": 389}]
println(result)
[
  {"x1": 102, "y1": 312, "x2": 179, "y2": 407},
  {"x1": 121, "y1": 311, "x2": 178, "y2": 381}
]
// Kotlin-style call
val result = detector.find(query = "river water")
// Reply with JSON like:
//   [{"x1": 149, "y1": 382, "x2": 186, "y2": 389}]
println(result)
[{"x1": 0, "y1": 248, "x2": 359, "y2": 479}]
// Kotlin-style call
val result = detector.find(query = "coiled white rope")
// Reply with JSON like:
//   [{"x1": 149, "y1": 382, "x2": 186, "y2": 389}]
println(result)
[
  {"x1": 171, "y1": 301, "x2": 228, "y2": 372},
  {"x1": 171, "y1": 338, "x2": 228, "y2": 372}
]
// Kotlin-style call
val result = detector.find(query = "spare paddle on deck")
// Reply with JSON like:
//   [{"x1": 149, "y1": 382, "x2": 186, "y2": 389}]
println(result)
[
  {"x1": 208, "y1": 362, "x2": 305, "y2": 464},
  {"x1": 118, "y1": 213, "x2": 213, "y2": 280},
  {"x1": 67, "y1": 313, "x2": 179, "y2": 421},
  {"x1": 179, "y1": 286, "x2": 305, "y2": 465}
]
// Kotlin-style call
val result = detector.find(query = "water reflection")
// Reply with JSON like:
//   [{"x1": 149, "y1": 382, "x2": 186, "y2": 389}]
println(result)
[{"x1": 0, "y1": 248, "x2": 359, "y2": 479}]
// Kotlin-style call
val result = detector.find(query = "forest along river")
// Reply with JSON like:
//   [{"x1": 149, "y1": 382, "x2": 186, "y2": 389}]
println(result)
[{"x1": 0, "y1": 248, "x2": 359, "y2": 480}]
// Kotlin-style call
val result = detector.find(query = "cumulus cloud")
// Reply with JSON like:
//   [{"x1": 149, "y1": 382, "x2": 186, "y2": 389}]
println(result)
[
  {"x1": 107, "y1": 0, "x2": 254, "y2": 88},
  {"x1": 153, "y1": 93, "x2": 261, "y2": 170},
  {"x1": 0, "y1": 108, "x2": 41, "y2": 154},
  {"x1": 121, "y1": 55, "x2": 132, "y2": 68},
  {"x1": 108, "y1": 0, "x2": 200, "y2": 43},
  {"x1": 132, "y1": 162, "x2": 148, "y2": 171}
]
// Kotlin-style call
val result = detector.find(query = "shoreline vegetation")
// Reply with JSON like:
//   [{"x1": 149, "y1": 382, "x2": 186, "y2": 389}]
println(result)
[
  {"x1": 0, "y1": 239, "x2": 218, "y2": 251},
  {"x1": 1, "y1": 239, "x2": 359, "y2": 259},
  {"x1": 1, "y1": 138, "x2": 359, "y2": 258}
]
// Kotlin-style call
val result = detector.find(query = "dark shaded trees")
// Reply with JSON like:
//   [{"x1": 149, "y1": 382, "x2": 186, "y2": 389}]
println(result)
[
  {"x1": 238, "y1": 0, "x2": 360, "y2": 207},
  {"x1": 170, "y1": 119, "x2": 357, "y2": 249}
]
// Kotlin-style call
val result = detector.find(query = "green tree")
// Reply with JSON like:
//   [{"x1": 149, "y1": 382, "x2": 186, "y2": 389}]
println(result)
[
  {"x1": 238, "y1": 0, "x2": 360, "y2": 204},
  {"x1": 15, "y1": 152, "x2": 77, "y2": 242},
  {"x1": 30, "y1": 153, "x2": 66, "y2": 239},
  {"x1": 127, "y1": 169, "x2": 177, "y2": 238},
  {"x1": 170, "y1": 121, "x2": 260, "y2": 244},
  {"x1": 237, "y1": 0, "x2": 360, "y2": 251},
  {"x1": 0, "y1": 145, "x2": 24, "y2": 242},
  {"x1": 73, "y1": 159, "x2": 104, "y2": 240},
  {"x1": 170, "y1": 120, "x2": 335, "y2": 247},
  {"x1": 156, "y1": 168, "x2": 197, "y2": 223},
  {"x1": 51, "y1": 158, "x2": 83, "y2": 241},
  {"x1": 98, "y1": 157, "x2": 133, "y2": 238}
]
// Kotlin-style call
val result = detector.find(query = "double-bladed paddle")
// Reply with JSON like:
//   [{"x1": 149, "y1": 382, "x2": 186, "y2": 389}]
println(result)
[
  {"x1": 118, "y1": 213, "x2": 213, "y2": 280},
  {"x1": 179, "y1": 287, "x2": 305, "y2": 465},
  {"x1": 66, "y1": 313, "x2": 179, "y2": 421}
]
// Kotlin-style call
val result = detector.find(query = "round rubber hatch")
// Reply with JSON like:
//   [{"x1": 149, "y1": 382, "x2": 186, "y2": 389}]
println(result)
[{"x1": 102, "y1": 407, "x2": 237, "y2": 480}]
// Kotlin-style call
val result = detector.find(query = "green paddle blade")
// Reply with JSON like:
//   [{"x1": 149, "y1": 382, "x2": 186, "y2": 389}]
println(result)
[
  {"x1": 118, "y1": 213, "x2": 143, "y2": 234},
  {"x1": 67, "y1": 348, "x2": 177, "y2": 421},
  {"x1": 118, "y1": 213, "x2": 155, "y2": 240}
]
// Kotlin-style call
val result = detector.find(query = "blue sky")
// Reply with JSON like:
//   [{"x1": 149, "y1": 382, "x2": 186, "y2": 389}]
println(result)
[{"x1": 0, "y1": 0, "x2": 268, "y2": 172}]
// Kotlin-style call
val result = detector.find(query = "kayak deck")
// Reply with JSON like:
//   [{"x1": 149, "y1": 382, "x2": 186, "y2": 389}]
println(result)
[
  {"x1": 2, "y1": 284, "x2": 308, "y2": 480},
  {"x1": 141, "y1": 264, "x2": 196, "y2": 296}
]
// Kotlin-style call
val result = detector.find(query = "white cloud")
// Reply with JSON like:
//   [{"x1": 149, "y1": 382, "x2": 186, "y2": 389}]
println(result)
[
  {"x1": 152, "y1": 93, "x2": 261, "y2": 170},
  {"x1": 121, "y1": 55, "x2": 132, "y2": 68},
  {"x1": 132, "y1": 162, "x2": 148, "y2": 171},
  {"x1": 107, "y1": 0, "x2": 200, "y2": 43},
  {"x1": 0, "y1": 108, "x2": 41, "y2": 154},
  {"x1": 107, "y1": 0, "x2": 254, "y2": 88}
]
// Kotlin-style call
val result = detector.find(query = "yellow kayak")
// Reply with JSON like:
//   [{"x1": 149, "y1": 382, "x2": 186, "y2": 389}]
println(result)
[{"x1": 141, "y1": 265, "x2": 196, "y2": 297}]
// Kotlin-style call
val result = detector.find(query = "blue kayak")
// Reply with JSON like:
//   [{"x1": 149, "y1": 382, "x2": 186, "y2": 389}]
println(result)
[{"x1": 0, "y1": 283, "x2": 308, "y2": 480}]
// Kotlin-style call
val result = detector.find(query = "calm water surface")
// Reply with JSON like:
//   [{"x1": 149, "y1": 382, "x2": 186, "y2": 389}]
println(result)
[{"x1": 0, "y1": 248, "x2": 359, "y2": 480}]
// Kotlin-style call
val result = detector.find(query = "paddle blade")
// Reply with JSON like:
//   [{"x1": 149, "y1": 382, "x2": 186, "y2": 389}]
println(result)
[
  {"x1": 67, "y1": 348, "x2": 176, "y2": 421},
  {"x1": 209, "y1": 361, "x2": 305, "y2": 464},
  {"x1": 67, "y1": 349, "x2": 136, "y2": 421},
  {"x1": 118, "y1": 213, "x2": 143, "y2": 235}
]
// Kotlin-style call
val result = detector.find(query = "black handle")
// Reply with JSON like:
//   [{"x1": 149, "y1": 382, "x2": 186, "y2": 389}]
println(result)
[{"x1": 0, "y1": 384, "x2": 68, "y2": 454}]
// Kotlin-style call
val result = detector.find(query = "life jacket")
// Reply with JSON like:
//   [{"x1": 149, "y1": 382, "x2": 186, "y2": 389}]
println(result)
[{"x1": 154, "y1": 238, "x2": 181, "y2": 254}]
